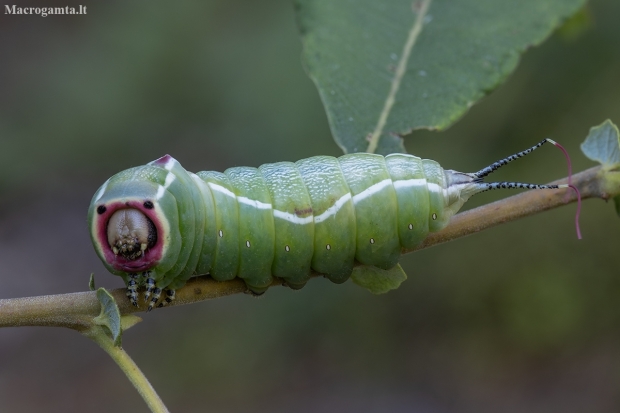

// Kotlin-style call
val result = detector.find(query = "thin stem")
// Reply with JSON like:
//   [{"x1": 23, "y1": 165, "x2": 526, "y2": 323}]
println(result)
[{"x1": 83, "y1": 326, "x2": 169, "y2": 413}]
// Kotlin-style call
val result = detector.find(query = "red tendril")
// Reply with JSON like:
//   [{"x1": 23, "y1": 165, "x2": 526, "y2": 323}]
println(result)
[
  {"x1": 567, "y1": 184, "x2": 582, "y2": 240},
  {"x1": 548, "y1": 139, "x2": 582, "y2": 239}
]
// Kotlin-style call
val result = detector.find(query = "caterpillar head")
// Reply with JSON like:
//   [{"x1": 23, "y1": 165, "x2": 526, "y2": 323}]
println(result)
[{"x1": 88, "y1": 156, "x2": 181, "y2": 279}]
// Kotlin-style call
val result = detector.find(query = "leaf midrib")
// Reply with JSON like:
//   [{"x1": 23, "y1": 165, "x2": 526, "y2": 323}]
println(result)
[{"x1": 365, "y1": 0, "x2": 432, "y2": 154}]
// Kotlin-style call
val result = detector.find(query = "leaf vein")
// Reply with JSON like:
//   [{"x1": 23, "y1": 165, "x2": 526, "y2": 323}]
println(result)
[{"x1": 366, "y1": 0, "x2": 431, "y2": 153}]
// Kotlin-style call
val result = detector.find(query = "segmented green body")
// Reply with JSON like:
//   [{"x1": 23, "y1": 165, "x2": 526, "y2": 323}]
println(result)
[{"x1": 88, "y1": 153, "x2": 472, "y2": 294}]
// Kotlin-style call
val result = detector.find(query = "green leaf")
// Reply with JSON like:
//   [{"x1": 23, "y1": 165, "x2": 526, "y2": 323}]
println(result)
[
  {"x1": 580, "y1": 119, "x2": 620, "y2": 167},
  {"x1": 296, "y1": 0, "x2": 586, "y2": 155},
  {"x1": 94, "y1": 288, "x2": 124, "y2": 347},
  {"x1": 581, "y1": 120, "x2": 620, "y2": 217},
  {"x1": 351, "y1": 264, "x2": 407, "y2": 294},
  {"x1": 88, "y1": 273, "x2": 96, "y2": 291}
]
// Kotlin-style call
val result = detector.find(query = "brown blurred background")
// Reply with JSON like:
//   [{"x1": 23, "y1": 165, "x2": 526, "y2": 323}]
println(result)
[{"x1": 1, "y1": 0, "x2": 619, "y2": 412}]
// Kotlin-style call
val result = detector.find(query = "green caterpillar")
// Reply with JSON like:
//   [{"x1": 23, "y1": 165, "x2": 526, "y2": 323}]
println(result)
[{"x1": 88, "y1": 140, "x2": 566, "y2": 310}]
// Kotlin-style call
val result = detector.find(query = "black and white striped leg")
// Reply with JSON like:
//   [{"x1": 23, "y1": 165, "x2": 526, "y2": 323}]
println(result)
[
  {"x1": 126, "y1": 273, "x2": 139, "y2": 307},
  {"x1": 156, "y1": 289, "x2": 176, "y2": 308},
  {"x1": 147, "y1": 288, "x2": 162, "y2": 312},
  {"x1": 144, "y1": 273, "x2": 156, "y2": 303}
]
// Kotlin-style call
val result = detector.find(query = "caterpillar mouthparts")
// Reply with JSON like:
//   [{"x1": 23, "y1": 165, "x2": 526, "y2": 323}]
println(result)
[{"x1": 107, "y1": 208, "x2": 157, "y2": 260}]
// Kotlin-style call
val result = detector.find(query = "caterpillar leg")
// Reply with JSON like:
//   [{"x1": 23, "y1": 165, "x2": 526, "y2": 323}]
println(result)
[
  {"x1": 244, "y1": 289, "x2": 266, "y2": 297},
  {"x1": 126, "y1": 273, "x2": 139, "y2": 307},
  {"x1": 144, "y1": 273, "x2": 156, "y2": 302},
  {"x1": 283, "y1": 281, "x2": 306, "y2": 291},
  {"x1": 156, "y1": 289, "x2": 176, "y2": 308},
  {"x1": 147, "y1": 288, "x2": 162, "y2": 312},
  {"x1": 243, "y1": 281, "x2": 269, "y2": 297}
]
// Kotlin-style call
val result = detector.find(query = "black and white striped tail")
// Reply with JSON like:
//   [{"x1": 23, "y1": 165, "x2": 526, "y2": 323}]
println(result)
[
  {"x1": 474, "y1": 139, "x2": 552, "y2": 179},
  {"x1": 468, "y1": 138, "x2": 570, "y2": 194},
  {"x1": 481, "y1": 181, "x2": 565, "y2": 193},
  {"x1": 463, "y1": 138, "x2": 581, "y2": 239}
]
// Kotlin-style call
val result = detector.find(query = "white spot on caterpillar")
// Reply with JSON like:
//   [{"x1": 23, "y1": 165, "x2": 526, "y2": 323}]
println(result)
[
  {"x1": 285, "y1": 245, "x2": 290, "y2": 252},
  {"x1": 352, "y1": 179, "x2": 392, "y2": 204},
  {"x1": 432, "y1": 213, "x2": 437, "y2": 220},
  {"x1": 218, "y1": 230, "x2": 223, "y2": 238},
  {"x1": 94, "y1": 179, "x2": 110, "y2": 202},
  {"x1": 314, "y1": 193, "x2": 352, "y2": 223},
  {"x1": 326, "y1": 244, "x2": 331, "y2": 250},
  {"x1": 208, "y1": 183, "x2": 236, "y2": 198},
  {"x1": 408, "y1": 223, "x2": 413, "y2": 230},
  {"x1": 246, "y1": 240, "x2": 251, "y2": 248},
  {"x1": 370, "y1": 238, "x2": 375, "y2": 244}
]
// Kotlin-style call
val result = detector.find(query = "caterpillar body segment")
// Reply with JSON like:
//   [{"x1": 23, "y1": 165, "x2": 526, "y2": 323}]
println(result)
[
  {"x1": 295, "y1": 156, "x2": 357, "y2": 284},
  {"x1": 385, "y1": 154, "x2": 431, "y2": 248},
  {"x1": 89, "y1": 144, "x2": 565, "y2": 308},
  {"x1": 194, "y1": 171, "x2": 240, "y2": 282},
  {"x1": 259, "y1": 161, "x2": 315, "y2": 289},
  {"x1": 339, "y1": 154, "x2": 401, "y2": 271}
]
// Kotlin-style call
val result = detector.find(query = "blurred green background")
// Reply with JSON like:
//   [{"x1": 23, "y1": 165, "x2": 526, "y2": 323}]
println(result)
[{"x1": 1, "y1": 0, "x2": 619, "y2": 412}]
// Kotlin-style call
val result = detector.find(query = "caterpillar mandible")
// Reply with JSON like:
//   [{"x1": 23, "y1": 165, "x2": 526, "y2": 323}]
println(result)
[{"x1": 88, "y1": 140, "x2": 571, "y2": 310}]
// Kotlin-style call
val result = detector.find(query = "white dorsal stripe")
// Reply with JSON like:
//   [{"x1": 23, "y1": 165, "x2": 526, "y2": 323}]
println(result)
[
  {"x1": 209, "y1": 183, "x2": 273, "y2": 209},
  {"x1": 273, "y1": 210, "x2": 313, "y2": 224},
  {"x1": 237, "y1": 196, "x2": 272, "y2": 210},
  {"x1": 164, "y1": 157, "x2": 176, "y2": 171},
  {"x1": 314, "y1": 192, "x2": 352, "y2": 223},
  {"x1": 190, "y1": 173, "x2": 205, "y2": 187},
  {"x1": 164, "y1": 172, "x2": 176, "y2": 187},
  {"x1": 94, "y1": 179, "x2": 110, "y2": 202},
  {"x1": 352, "y1": 179, "x2": 392, "y2": 204},
  {"x1": 393, "y1": 178, "x2": 426, "y2": 189},
  {"x1": 156, "y1": 172, "x2": 177, "y2": 200},
  {"x1": 156, "y1": 185, "x2": 166, "y2": 200},
  {"x1": 198, "y1": 176, "x2": 310, "y2": 224},
  {"x1": 208, "y1": 182, "x2": 236, "y2": 198},
  {"x1": 173, "y1": 174, "x2": 438, "y2": 227},
  {"x1": 426, "y1": 183, "x2": 444, "y2": 194}
]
